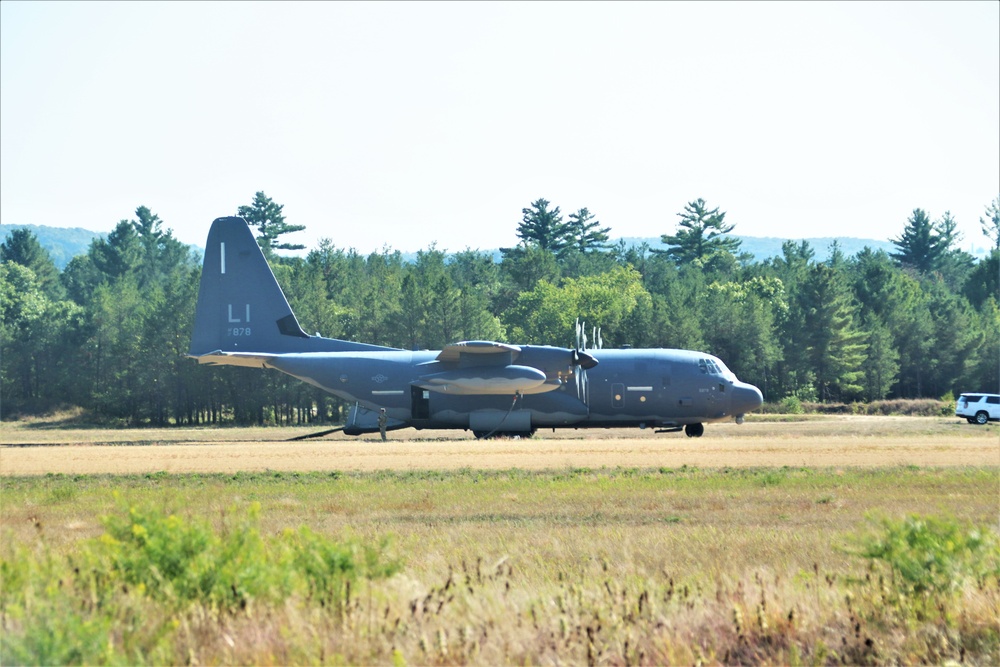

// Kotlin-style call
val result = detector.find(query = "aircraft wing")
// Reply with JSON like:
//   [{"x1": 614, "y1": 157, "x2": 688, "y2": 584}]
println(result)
[
  {"x1": 421, "y1": 341, "x2": 570, "y2": 395},
  {"x1": 435, "y1": 341, "x2": 522, "y2": 364},
  {"x1": 188, "y1": 351, "x2": 277, "y2": 368}
]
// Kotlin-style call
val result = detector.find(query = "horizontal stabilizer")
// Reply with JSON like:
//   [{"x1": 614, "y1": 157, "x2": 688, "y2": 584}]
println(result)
[{"x1": 190, "y1": 351, "x2": 276, "y2": 368}]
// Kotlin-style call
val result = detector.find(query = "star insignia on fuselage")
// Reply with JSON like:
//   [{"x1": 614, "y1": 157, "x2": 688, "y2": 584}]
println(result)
[{"x1": 372, "y1": 374, "x2": 389, "y2": 384}]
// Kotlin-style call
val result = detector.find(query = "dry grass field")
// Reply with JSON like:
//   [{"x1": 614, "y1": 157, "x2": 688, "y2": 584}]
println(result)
[
  {"x1": 2, "y1": 415, "x2": 997, "y2": 475},
  {"x1": 2, "y1": 415, "x2": 998, "y2": 665}
]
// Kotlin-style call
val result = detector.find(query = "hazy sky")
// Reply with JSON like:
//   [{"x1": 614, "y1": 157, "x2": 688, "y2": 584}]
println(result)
[{"x1": 2, "y1": 1, "x2": 998, "y2": 255}]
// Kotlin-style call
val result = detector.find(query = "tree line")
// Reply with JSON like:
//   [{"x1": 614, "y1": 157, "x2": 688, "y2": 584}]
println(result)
[{"x1": 2, "y1": 193, "x2": 998, "y2": 425}]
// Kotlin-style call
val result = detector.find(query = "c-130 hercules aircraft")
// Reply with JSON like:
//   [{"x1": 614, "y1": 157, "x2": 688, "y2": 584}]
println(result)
[{"x1": 189, "y1": 217, "x2": 763, "y2": 438}]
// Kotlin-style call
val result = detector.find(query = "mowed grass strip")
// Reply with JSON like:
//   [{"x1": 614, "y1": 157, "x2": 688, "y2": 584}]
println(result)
[
  {"x1": 2, "y1": 414, "x2": 995, "y2": 444},
  {"x1": 2, "y1": 415, "x2": 997, "y2": 475}
]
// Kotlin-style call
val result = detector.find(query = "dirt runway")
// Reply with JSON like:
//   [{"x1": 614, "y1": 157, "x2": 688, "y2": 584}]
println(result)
[{"x1": 2, "y1": 417, "x2": 997, "y2": 475}]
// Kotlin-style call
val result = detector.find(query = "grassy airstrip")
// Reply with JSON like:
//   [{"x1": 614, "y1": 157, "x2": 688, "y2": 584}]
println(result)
[{"x1": 1, "y1": 416, "x2": 998, "y2": 665}]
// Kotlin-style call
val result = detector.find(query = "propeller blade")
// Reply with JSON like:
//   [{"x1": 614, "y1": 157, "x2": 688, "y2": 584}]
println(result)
[{"x1": 571, "y1": 318, "x2": 598, "y2": 406}]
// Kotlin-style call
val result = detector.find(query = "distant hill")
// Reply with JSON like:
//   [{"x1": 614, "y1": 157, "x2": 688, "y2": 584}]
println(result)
[
  {"x1": 441, "y1": 236, "x2": 900, "y2": 264},
  {"x1": 0, "y1": 224, "x2": 103, "y2": 270},
  {"x1": 1, "y1": 224, "x2": 983, "y2": 270},
  {"x1": 618, "y1": 236, "x2": 898, "y2": 262}
]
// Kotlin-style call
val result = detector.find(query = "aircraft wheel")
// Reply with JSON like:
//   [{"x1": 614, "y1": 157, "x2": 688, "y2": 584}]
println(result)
[
  {"x1": 474, "y1": 430, "x2": 536, "y2": 439},
  {"x1": 685, "y1": 423, "x2": 704, "y2": 438}
]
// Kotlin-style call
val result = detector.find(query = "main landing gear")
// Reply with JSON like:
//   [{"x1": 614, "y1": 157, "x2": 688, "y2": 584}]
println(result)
[
  {"x1": 474, "y1": 430, "x2": 536, "y2": 440},
  {"x1": 684, "y1": 423, "x2": 704, "y2": 438}
]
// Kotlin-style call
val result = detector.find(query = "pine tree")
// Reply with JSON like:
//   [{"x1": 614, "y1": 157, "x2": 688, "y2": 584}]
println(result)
[
  {"x1": 980, "y1": 196, "x2": 1000, "y2": 252},
  {"x1": 861, "y1": 317, "x2": 899, "y2": 401},
  {"x1": 890, "y1": 208, "x2": 964, "y2": 276},
  {"x1": 566, "y1": 207, "x2": 612, "y2": 253},
  {"x1": 962, "y1": 251, "x2": 1000, "y2": 310},
  {"x1": 1, "y1": 228, "x2": 63, "y2": 299},
  {"x1": 512, "y1": 198, "x2": 572, "y2": 255},
  {"x1": 798, "y1": 264, "x2": 867, "y2": 401},
  {"x1": 238, "y1": 191, "x2": 305, "y2": 256},
  {"x1": 131, "y1": 206, "x2": 190, "y2": 288},
  {"x1": 91, "y1": 220, "x2": 142, "y2": 280},
  {"x1": 655, "y1": 198, "x2": 741, "y2": 265}
]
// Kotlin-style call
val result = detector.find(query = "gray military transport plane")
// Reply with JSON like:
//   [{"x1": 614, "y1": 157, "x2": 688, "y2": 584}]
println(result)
[{"x1": 189, "y1": 217, "x2": 763, "y2": 438}]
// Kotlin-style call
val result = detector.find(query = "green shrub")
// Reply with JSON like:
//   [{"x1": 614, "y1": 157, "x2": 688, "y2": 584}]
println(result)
[
  {"x1": 852, "y1": 514, "x2": 1000, "y2": 602},
  {"x1": 939, "y1": 391, "x2": 956, "y2": 416},
  {"x1": 759, "y1": 470, "x2": 786, "y2": 487},
  {"x1": 89, "y1": 500, "x2": 277, "y2": 612},
  {"x1": 2, "y1": 599, "x2": 114, "y2": 666},
  {"x1": 284, "y1": 527, "x2": 400, "y2": 611},
  {"x1": 780, "y1": 396, "x2": 804, "y2": 414},
  {"x1": 1, "y1": 500, "x2": 403, "y2": 664},
  {"x1": 86, "y1": 500, "x2": 401, "y2": 614}
]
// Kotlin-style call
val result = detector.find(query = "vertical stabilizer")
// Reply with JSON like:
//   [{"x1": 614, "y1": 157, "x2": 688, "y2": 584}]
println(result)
[{"x1": 189, "y1": 217, "x2": 393, "y2": 357}]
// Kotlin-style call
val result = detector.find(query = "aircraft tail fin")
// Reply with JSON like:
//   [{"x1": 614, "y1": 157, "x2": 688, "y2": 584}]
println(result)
[{"x1": 189, "y1": 217, "x2": 393, "y2": 360}]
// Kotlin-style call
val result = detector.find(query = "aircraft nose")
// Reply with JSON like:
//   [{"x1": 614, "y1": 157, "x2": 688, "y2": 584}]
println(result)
[{"x1": 732, "y1": 382, "x2": 763, "y2": 416}]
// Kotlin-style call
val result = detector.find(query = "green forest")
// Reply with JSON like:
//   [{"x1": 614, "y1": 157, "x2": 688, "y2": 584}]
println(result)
[{"x1": 2, "y1": 193, "x2": 998, "y2": 426}]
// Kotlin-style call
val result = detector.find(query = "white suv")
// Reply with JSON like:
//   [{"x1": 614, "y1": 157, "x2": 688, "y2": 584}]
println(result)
[{"x1": 956, "y1": 393, "x2": 1000, "y2": 425}]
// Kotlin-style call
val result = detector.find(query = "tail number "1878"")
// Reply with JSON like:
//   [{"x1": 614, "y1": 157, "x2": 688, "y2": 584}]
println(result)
[{"x1": 227, "y1": 304, "x2": 251, "y2": 337}]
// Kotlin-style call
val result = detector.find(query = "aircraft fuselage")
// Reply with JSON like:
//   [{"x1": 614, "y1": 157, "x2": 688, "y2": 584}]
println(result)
[{"x1": 263, "y1": 346, "x2": 762, "y2": 434}]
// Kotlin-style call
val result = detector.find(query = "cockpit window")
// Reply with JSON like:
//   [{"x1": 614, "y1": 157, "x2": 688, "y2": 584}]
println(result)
[
  {"x1": 700, "y1": 357, "x2": 735, "y2": 380},
  {"x1": 700, "y1": 358, "x2": 722, "y2": 375}
]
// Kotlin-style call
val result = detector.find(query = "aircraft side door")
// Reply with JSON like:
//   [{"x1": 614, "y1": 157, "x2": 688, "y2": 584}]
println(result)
[
  {"x1": 611, "y1": 383, "x2": 625, "y2": 409},
  {"x1": 411, "y1": 386, "x2": 430, "y2": 420}
]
